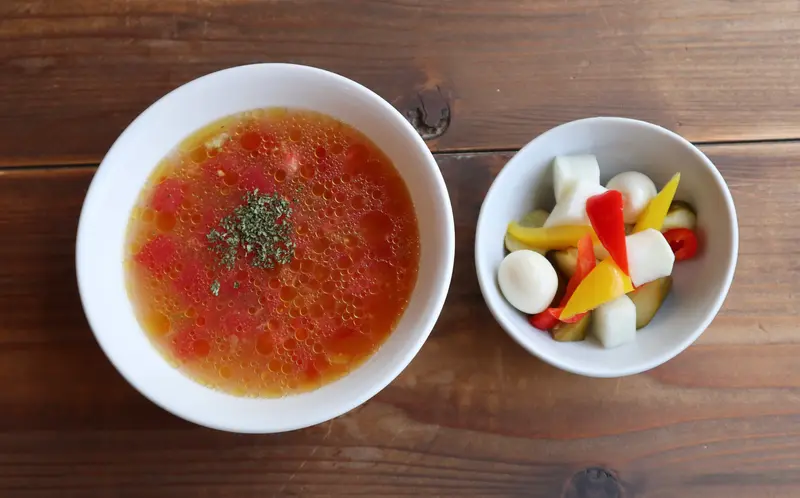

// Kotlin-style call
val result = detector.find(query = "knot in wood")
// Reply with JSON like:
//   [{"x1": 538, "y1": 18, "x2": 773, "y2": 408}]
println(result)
[
  {"x1": 406, "y1": 86, "x2": 451, "y2": 140},
  {"x1": 562, "y1": 467, "x2": 624, "y2": 498}
]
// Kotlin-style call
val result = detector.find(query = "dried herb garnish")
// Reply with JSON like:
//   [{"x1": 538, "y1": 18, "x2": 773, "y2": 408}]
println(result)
[
  {"x1": 206, "y1": 189, "x2": 294, "y2": 295},
  {"x1": 210, "y1": 280, "x2": 221, "y2": 296}
]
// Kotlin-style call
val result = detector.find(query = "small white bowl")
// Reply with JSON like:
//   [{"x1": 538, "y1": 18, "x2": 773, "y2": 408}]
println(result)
[
  {"x1": 76, "y1": 64, "x2": 455, "y2": 432},
  {"x1": 475, "y1": 117, "x2": 738, "y2": 378}
]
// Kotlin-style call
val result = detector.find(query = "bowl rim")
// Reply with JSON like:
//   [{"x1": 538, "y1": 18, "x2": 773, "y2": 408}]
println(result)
[
  {"x1": 75, "y1": 63, "x2": 455, "y2": 432},
  {"x1": 474, "y1": 116, "x2": 739, "y2": 378}
]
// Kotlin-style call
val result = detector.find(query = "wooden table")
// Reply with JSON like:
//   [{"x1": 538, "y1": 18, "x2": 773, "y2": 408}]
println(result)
[{"x1": 2, "y1": 1, "x2": 798, "y2": 496}]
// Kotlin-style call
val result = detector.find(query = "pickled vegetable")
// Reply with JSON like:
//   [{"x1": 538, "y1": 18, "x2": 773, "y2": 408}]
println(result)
[
  {"x1": 627, "y1": 276, "x2": 673, "y2": 328},
  {"x1": 497, "y1": 250, "x2": 559, "y2": 314},
  {"x1": 504, "y1": 209, "x2": 550, "y2": 254},
  {"x1": 663, "y1": 228, "x2": 698, "y2": 261},
  {"x1": 552, "y1": 248, "x2": 579, "y2": 278},
  {"x1": 552, "y1": 312, "x2": 592, "y2": 342},
  {"x1": 662, "y1": 201, "x2": 697, "y2": 231},
  {"x1": 586, "y1": 190, "x2": 629, "y2": 275},
  {"x1": 606, "y1": 171, "x2": 658, "y2": 224},
  {"x1": 626, "y1": 229, "x2": 675, "y2": 288},
  {"x1": 592, "y1": 294, "x2": 637, "y2": 348},
  {"x1": 561, "y1": 234, "x2": 598, "y2": 306},
  {"x1": 560, "y1": 259, "x2": 634, "y2": 320},
  {"x1": 633, "y1": 173, "x2": 681, "y2": 233},
  {"x1": 520, "y1": 209, "x2": 550, "y2": 228},
  {"x1": 507, "y1": 223, "x2": 593, "y2": 251}
]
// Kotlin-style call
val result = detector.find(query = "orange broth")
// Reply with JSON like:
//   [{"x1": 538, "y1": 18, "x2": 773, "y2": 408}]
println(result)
[{"x1": 125, "y1": 109, "x2": 420, "y2": 397}]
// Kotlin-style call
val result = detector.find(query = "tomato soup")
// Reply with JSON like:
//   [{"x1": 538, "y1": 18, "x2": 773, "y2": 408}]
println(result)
[{"x1": 125, "y1": 109, "x2": 420, "y2": 397}]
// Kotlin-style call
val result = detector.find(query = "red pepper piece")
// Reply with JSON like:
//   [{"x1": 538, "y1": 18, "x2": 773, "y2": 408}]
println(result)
[
  {"x1": 530, "y1": 306, "x2": 587, "y2": 330},
  {"x1": 663, "y1": 228, "x2": 699, "y2": 261},
  {"x1": 560, "y1": 234, "x2": 597, "y2": 306},
  {"x1": 551, "y1": 307, "x2": 586, "y2": 324},
  {"x1": 530, "y1": 234, "x2": 595, "y2": 331},
  {"x1": 529, "y1": 308, "x2": 561, "y2": 330},
  {"x1": 586, "y1": 190, "x2": 629, "y2": 275}
]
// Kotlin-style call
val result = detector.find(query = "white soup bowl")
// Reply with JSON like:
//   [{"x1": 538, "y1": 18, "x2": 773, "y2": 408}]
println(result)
[{"x1": 77, "y1": 64, "x2": 455, "y2": 432}]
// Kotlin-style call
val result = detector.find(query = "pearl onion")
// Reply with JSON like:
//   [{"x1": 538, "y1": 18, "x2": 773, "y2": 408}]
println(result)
[
  {"x1": 497, "y1": 250, "x2": 558, "y2": 314},
  {"x1": 606, "y1": 171, "x2": 657, "y2": 224}
]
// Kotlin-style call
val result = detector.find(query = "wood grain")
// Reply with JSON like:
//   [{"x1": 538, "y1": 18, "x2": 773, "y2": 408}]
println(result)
[
  {"x1": 0, "y1": 143, "x2": 798, "y2": 497},
  {"x1": 3, "y1": 0, "x2": 800, "y2": 165}
]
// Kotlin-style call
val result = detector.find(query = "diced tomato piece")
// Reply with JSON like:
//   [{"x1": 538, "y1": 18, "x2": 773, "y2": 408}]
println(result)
[
  {"x1": 202, "y1": 152, "x2": 241, "y2": 184},
  {"x1": 150, "y1": 178, "x2": 185, "y2": 214},
  {"x1": 283, "y1": 150, "x2": 301, "y2": 178},
  {"x1": 239, "y1": 168, "x2": 276, "y2": 193},
  {"x1": 343, "y1": 144, "x2": 369, "y2": 176},
  {"x1": 173, "y1": 259, "x2": 211, "y2": 304},
  {"x1": 191, "y1": 208, "x2": 220, "y2": 245},
  {"x1": 314, "y1": 155, "x2": 332, "y2": 175},
  {"x1": 217, "y1": 271, "x2": 250, "y2": 297},
  {"x1": 134, "y1": 236, "x2": 177, "y2": 275},
  {"x1": 663, "y1": 228, "x2": 699, "y2": 261}
]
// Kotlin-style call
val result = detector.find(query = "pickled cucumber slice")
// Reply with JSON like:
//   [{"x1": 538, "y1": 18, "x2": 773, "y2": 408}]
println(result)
[
  {"x1": 628, "y1": 276, "x2": 673, "y2": 329},
  {"x1": 552, "y1": 247, "x2": 578, "y2": 278},
  {"x1": 520, "y1": 209, "x2": 550, "y2": 229},
  {"x1": 552, "y1": 312, "x2": 591, "y2": 342}
]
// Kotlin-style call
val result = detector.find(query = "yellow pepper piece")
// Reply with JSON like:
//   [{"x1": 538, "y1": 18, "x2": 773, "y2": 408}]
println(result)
[
  {"x1": 561, "y1": 259, "x2": 634, "y2": 319},
  {"x1": 506, "y1": 223, "x2": 593, "y2": 251},
  {"x1": 634, "y1": 173, "x2": 681, "y2": 233}
]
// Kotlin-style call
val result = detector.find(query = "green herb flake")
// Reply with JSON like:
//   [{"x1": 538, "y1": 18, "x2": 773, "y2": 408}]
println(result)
[
  {"x1": 206, "y1": 189, "x2": 295, "y2": 296},
  {"x1": 210, "y1": 280, "x2": 221, "y2": 296},
  {"x1": 233, "y1": 281, "x2": 240, "y2": 289}
]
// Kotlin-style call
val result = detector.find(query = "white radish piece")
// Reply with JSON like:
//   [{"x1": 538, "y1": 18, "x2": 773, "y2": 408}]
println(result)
[
  {"x1": 497, "y1": 250, "x2": 559, "y2": 314},
  {"x1": 606, "y1": 171, "x2": 658, "y2": 224},
  {"x1": 553, "y1": 155, "x2": 601, "y2": 202},
  {"x1": 625, "y1": 229, "x2": 675, "y2": 287},
  {"x1": 544, "y1": 181, "x2": 607, "y2": 228},
  {"x1": 592, "y1": 294, "x2": 637, "y2": 349}
]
